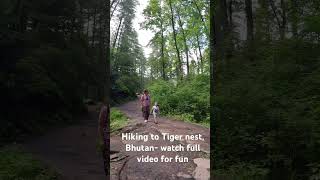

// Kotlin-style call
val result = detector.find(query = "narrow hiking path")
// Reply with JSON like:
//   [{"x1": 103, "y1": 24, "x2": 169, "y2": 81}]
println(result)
[
  {"x1": 23, "y1": 105, "x2": 106, "y2": 180},
  {"x1": 111, "y1": 100, "x2": 210, "y2": 180}
]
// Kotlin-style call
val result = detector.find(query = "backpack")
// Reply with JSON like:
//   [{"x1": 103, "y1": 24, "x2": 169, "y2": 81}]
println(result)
[{"x1": 154, "y1": 106, "x2": 159, "y2": 113}]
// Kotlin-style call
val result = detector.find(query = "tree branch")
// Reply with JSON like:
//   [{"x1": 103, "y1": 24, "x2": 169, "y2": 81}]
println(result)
[{"x1": 268, "y1": 0, "x2": 282, "y2": 29}]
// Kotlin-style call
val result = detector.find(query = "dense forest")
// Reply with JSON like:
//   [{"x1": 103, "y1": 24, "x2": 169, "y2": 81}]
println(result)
[
  {"x1": 142, "y1": 0, "x2": 210, "y2": 125},
  {"x1": 0, "y1": 0, "x2": 111, "y2": 143},
  {"x1": 110, "y1": 0, "x2": 145, "y2": 101},
  {"x1": 3, "y1": 0, "x2": 320, "y2": 179},
  {"x1": 110, "y1": 0, "x2": 210, "y2": 125},
  {"x1": 212, "y1": 0, "x2": 320, "y2": 179},
  {"x1": 0, "y1": 0, "x2": 209, "y2": 149},
  {"x1": 0, "y1": 0, "x2": 209, "y2": 154}
]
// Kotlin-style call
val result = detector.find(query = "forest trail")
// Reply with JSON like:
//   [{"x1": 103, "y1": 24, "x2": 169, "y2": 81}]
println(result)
[
  {"x1": 23, "y1": 106, "x2": 106, "y2": 180},
  {"x1": 22, "y1": 100, "x2": 210, "y2": 180},
  {"x1": 111, "y1": 100, "x2": 210, "y2": 180}
]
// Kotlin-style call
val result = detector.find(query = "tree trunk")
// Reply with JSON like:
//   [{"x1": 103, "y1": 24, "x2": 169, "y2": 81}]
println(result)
[
  {"x1": 245, "y1": 0, "x2": 255, "y2": 61},
  {"x1": 112, "y1": 17, "x2": 123, "y2": 49},
  {"x1": 280, "y1": 0, "x2": 287, "y2": 39},
  {"x1": 228, "y1": 0, "x2": 233, "y2": 27},
  {"x1": 226, "y1": 0, "x2": 234, "y2": 57},
  {"x1": 290, "y1": 0, "x2": 298, "y2": 37},
  {"x1": 113, "y1": 24, "x2": 124, "y2": 72},
  {"x1": 245, "y1": 0, "x2": 254, "y2": 42},
  {"x1": 176, "y1": 7, "x2": 190, "y2": 76},
  {"x1": 101, "y1": 0, "x2": 111, "y2": 178},
  {"x1": 105, "y1": 0, "x2": 111, "y2": 102},
  {"x1": 98, "y1": 0, "x2": 105, "y2": 102},
  {"x1": 160, "y1": 0, "x2": 166, "y2": 80},
  {"x1": 168, "y1": 0, "x2": 182, "y2": 80},
  {"x1": 111, "y1": 0, "x2": 121, "y2": 18},
  {"x1": 80, "y1": 4, "x2": 84, "y2": 31},
  {"x1": 98, "y1": 105, "x2": 110, "y2": 179},
  {"x1": 111, "y1": 17, "x2": 122, "y2": 74},
  {"x1": 193, "y1": 49, "x2": 200, "y2": 74},
  {"x1": 92, "y1": 7, "x2": 97, "y2": 47},
  {"x1": 160, "y1": 21, "x2": 166, "y2": 80},
  {"x1": 196, "y1": 34, "x2": 203, "y2": 73},
  {"x1": 87, "y1": 9, "x2": 90, "y2": 38},
  {"x1": 258, "y1": 0, "x2": 271, "y2": 41},
  {"x1": 210, "y1": 0, "x2": 215, "y2": 170},
  {"x1": 269, "y1": 0, "x2": 283, "y2": 39},
  {"x1": 193, "y1": 0, "x2": 209, "y2": 37},
  {"x1": 14, "y1": 0, "x2": 26, "y2": 33},
  {"x1": 214, "y1": 0, "x2": 228, "y2": 62}
]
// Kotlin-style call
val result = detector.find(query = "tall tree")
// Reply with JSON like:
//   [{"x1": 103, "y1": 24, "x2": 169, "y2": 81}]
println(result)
[
  {"x1": 269, "y1": 0, "x2": 287, "y2": 39},
  {"x1": 176, "y1": 5, "x2": 190, "y2": 76},
  {"x1": 280, "y1": 0, "x2": 287, "y2": 39},
  {"x1": 289, "y1": 0, "x2": 298, "y2": 37},
  {"x1": 111, "y1": 0, "x2": 146, "y2": 96},
  {"x1": 210, "y1": 0, "x2": 215, "y2": 174},
  {"x1": 213, "y1": 0, "x2": 228, "y2": 61},
  {"x1": 112, "y1": 16, "x2": 123, "y2": 49},
  {"x1": 142, "y1": 0, "x2": 167, "y2": 80},
  {"x1": 245, "y1": 0, "x2": 254, "y2": 42},
  {"x1": 160, "y1": 0, "x2": 166, "y2": 80},
  {"x1": 197, "y1": 34, "x2": 204, "y2": 73},
  {"x1": 92, "y1": 6, "x2": 97, "y2": 46},
  {"x1": 168, "y1": 0, "x2": 182, "y2": 79},
  {"x1": 193, "y1": 0, "x2": 209, "y2": 37}
]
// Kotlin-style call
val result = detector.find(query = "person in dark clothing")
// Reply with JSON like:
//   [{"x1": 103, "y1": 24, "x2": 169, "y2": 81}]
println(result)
[{"x1": 140, "y1": 89, "x2": 151, "y2": 123}]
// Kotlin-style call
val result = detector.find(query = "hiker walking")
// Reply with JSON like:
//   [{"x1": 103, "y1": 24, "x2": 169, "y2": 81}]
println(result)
[
  {"x1": 151, "y1": 102, "x2": 160, "y2": 124},
  {"x1": 140, "y1": 89, "x2": 151, "y2": 123}
]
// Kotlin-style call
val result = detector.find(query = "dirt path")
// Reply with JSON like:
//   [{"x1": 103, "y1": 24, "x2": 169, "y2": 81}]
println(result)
[
  {"x1": 22, "y1": 100, "x2": 210, "y2": 180},
  {"x1": 23, "y1": 106, "x2": 106, "y2": 180},
  {"x1": 111, "y1": 100, "x2": 210, "y2": 180}
]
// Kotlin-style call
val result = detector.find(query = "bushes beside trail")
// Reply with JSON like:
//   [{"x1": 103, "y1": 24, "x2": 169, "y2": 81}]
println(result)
[
  {"x1": 0, "y1": 43, "x2": 99, "y2": 143},
  {"x1": 110, "y1": 108, "x2": 128, "y2": 132},
  {"x1": 147, "y1": 75, "x2": 209, "y2": 126},
  {"x1": 213, "y1": 39, "x2": 320, "y2": 179}
]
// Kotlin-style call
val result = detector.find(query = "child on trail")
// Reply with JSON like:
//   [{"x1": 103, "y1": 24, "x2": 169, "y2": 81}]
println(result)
[{"x1": 151, "y1": 102, "x2": 160, "y2": 124}]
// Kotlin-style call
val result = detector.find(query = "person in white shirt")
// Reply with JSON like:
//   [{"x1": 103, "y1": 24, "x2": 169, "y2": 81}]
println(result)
[{"x1": 151, "y1": 102, "x2": 160, "y2": 124}]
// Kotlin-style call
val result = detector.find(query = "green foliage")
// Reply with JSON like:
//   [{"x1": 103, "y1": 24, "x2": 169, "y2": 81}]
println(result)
[
  {"x1": 110, "y1": 108, "x2": 128, "y2": 132},
  {"x1": 304, "y1": 15, "x2": 320, "y2": 34},
  {"x1": 0, "y1": 146, "x2": 59, "y2": 180},
  {"x1": 214, "y1": 39, "x2": 320, "y2": 179},
  {"x1": 148, "y1": 75, "x2": 209, "y2": 126},
  {"x1": 0, "y1": 41, "x2": 96, "y2": 142},
  {"x1": 112, "y1": 72, "x2": 141, "y2": 101},
  {"x1": 142, "y1": 0, "x2": 209, "y2": 80},
  {"x1": 111, "y1": 0, "x2": 146, "y2": 101},
  {"x1": 138, "y1": 0, "x2": 209, "y2": 129},
  {"x1": 0, "y1": 0, "x2": 105, "y2": 143}
]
